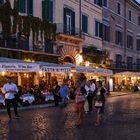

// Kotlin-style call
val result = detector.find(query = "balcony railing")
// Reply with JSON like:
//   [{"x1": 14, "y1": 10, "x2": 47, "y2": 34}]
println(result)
[
  {"x1": 111, "y1": 62, "x2": 140, "y2": 71},
  {"x1": 56, "y1": 23, "x2": 83, "y2": 38},
  {"x1": 0, "y1": 33, "x2": 59, "y2": 55}
]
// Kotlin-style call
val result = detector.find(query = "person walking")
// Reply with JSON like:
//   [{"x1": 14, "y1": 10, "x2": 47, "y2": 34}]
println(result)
[
  {"x1": 2, "y1": 76, "x2": 20, "y2": 119},
  {"x1": 75, "y1": 80, "x2": 85, "y2": 126},
  {"x1": 52, "y1": 80, "x2": 60, "y2": 106},
  {"x1": 60, "y1": 79, "x2": 69, "y2": 107},
  {"x1": 85, "y1": 80, "x2": 94, "y2": 112},
  {"x1": 94, "y1": 81, "x2": 106, "y2": 126}
]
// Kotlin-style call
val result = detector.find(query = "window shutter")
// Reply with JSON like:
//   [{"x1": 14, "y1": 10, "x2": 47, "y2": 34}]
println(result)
[
  {"x1": 99, "y1": 23, "x2": 102, "y2": 37},
  {"x1": 95, "y1": 21, "x2": 98, "y2": 36},
  {"x1": 42, "y1": 0, "x2": 47, "y2": 20},
  {"x1": 19, "y1": 0, "x2": 26, "y2": 13},
  {"x1": 71, "y1": 11, "x2": 75, "y2": 35},
  {"x1": 0, "y1": 0, "x2": 3, "y2": 5},
  {"x1": 27, "y1": 0, "x2": 33, "y2": 16},
  {"x1": 63, "y1": 8, "x2": 67, "y2": 33}
]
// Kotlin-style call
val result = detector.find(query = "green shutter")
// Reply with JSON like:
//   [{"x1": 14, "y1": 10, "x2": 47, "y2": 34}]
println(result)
[
  {"x1": 0, "y1": 0, "x2": 3, "y2": 5},
  {"x1": 42, "y1": 0, "x2": 47, "y2": 20},
  {"x1": 95, "y1": 21, "x2": 99, "y2": 36},
  {"x1": 82, "y1": 15, "x2": 88, "y2": 33},
  {"x1": 19, "y1": 0, "x2": 26, "y2": 13},
  {"x1": 27, "y1": 0, "x2": 33, "y2": 16},
  {"x1": 71, "y1": 11, "x2": 75, "y2": 35}
]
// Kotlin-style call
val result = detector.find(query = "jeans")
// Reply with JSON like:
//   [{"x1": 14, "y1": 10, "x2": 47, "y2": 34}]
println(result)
[{"x1": 5, "y1": 98, "x2": 18, "y2": 118}]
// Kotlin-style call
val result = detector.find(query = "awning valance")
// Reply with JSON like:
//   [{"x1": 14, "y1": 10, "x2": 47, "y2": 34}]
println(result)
[
  {"x1": 114, "y1": 71, "x2": 140, "y2": 77},
  {"x1": 0, "y1": 57, "x2": 39, "y2": 72},
  {"x1": 37, "y1": 62, "x2": 71, "y2": 73},
  {"x1": 94, "y1": 68, "x2": 113, "y2": 76}
]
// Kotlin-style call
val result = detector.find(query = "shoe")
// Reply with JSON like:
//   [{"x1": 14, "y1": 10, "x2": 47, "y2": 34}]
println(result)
[
  {"x1": 94, "y1": 122, "x2": 100, "y2": 126},
  {"x1": 15, "y1": 115, "x2": 20, "y2": 118}
]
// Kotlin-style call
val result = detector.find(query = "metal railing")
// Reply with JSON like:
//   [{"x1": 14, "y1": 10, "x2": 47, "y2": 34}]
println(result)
[
  {"x1": 56, "y1": 23, "x2": 83, "y2": 38},
  {"x1": 111, "y1": 62, "x2": 140, "y2": 71}
]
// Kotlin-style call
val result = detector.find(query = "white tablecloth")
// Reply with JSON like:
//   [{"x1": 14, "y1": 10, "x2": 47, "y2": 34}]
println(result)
[{"x1": 20, "y1": 94, "x2": 35, "y2": 104}]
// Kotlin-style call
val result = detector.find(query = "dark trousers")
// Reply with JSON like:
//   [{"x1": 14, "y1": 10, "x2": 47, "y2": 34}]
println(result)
[
  {"x1": 87, "y1": 93, "x2": 93, "y2": 112},
  {"x1": 5, "y1": 98, "x2": 18, "y2": 118},
  {"x1": 54, "y1": 95, "x2": 59, "y2": 106}
]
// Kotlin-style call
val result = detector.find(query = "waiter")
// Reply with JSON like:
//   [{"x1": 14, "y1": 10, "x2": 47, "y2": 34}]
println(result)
[{"x1": 2, "y1": 76, "x2": 20, "y2": 119}]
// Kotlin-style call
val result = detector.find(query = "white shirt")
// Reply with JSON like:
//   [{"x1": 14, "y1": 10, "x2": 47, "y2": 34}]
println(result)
[
  {"x1": 85, "y1": 85, "x2": 90, "y2": 94},
  {"x1": 2, "y1": 83, "x2": 18, "y2": 99},
  {"x1": 90, "y1": 83, "x2": 96, "y2": 92}
]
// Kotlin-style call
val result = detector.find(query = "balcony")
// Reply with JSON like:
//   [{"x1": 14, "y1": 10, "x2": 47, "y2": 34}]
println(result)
[
  {"x1": 111, "y1": 62, "x2": 140, "y2": 71},
  {"x1": 56, "y1": 23, "x2": 84, "y2": 39},
  {"x1": 0, "y1": 33, "x2": 59, "y2": 55}
]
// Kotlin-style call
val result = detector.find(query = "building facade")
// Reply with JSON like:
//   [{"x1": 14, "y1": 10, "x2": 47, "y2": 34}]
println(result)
[
  {"x1": 103, "y1": 0, "x2": 140, "y2": 72},
  {"x1": 0, "y1": 0, "x2": 102, "y2": 65}
]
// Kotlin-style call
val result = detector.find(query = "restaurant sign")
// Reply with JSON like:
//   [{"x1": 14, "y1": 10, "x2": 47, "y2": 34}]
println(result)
[
  {"x1": 0, "y1": 63, "x2": 39, "y2": 72},
  {"x1": 40, "y1": 66, "x2": 71, "y2": 73}
]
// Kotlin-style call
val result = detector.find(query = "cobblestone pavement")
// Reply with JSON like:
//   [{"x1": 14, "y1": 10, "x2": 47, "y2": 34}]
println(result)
[{"x1": 0, "y1": 94, "x2": 140, "y2": 140}]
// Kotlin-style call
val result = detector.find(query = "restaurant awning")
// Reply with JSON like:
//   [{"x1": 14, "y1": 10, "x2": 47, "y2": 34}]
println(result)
[
  {"x1": 114, "y1": 71, "x2": 140, "y2": 77},
  {"x1": 94, "y1": 68, "x2": 113, "y2": 76},
  {"x1": 37, "y1": 61, "x2": 71, "y2": 73},
  {"x1": 64, "y1": 64, "x2": 95, "y2": 73},
  {"x1": 0, "y1": 57, "x2": 39, "y2": 72}
]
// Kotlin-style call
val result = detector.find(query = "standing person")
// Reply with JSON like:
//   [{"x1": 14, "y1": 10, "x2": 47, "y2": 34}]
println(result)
[
  {"x1": 75, "y1": 80, "x2": 85, "y2": 126},
  {"x1": 2, "y1": 76, "x2": 20, "y2": 119},
  {"x1": 85, "y1": 80, "x2": 92, "y2": 112},
  {"x1": 52, "y1": 80, "x2": 60, "y2": 106},
  {"x1": 94, "y1": 81, "x2": 106, "y2": 126},
  {"x1": 89, "y1": 79, "x2": 96, "y2": 111},
  {"x1": 60, "y1": 79, "x2": 69, "y2": 107}
]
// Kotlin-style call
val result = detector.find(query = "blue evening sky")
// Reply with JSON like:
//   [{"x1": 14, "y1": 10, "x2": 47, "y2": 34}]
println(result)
[{"x1": 136, "y1": 0, "x2": 140, "y2": 3}]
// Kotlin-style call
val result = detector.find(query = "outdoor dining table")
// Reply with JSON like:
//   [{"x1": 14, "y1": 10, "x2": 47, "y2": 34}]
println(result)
[{"x1": 20, "y1": 94, "x2": 35, "y2": 104}]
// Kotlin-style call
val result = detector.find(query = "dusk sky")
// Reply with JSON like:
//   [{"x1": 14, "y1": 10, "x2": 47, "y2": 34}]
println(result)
[{"x1": 136, "y1": 0, "x2": 140, "y2": 3}]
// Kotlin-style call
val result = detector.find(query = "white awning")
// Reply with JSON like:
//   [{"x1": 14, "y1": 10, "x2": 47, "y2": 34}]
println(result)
[
  {"x1": 37, "y1": 62, "x2": 71, "y2": 73},
  {"x1": 94, "y1": 68, "x2": 113, "y2": 76},
  {"x1": 0, "y1": 57, "x2": 39, "y2": 72},
  {"x1": 114, "y1": 71, "x2": 140, "y2": 77}
]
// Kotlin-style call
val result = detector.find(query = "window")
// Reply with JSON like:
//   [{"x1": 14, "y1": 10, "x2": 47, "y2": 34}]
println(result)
[
  {"x1": 127, "y1": 57, "x2": 133, "y2": 70},
  {"x1": 115, "y1": 30, "x2": 123, "y2": 45},
  {"x1": 137, "y1": 59, "x2": 140, "y2": 70},
  {"x1": 19, "y1": 0, "x2": 33, "y2": 16},
  {"x1": 94, "y1": 0, "x2": 102, "y2": 7},
  {"x1": 95, "y1": 21, "x2": 102, "y2": 37},
  {"x1": 82, "y1": 14, "x2": 88, "y2": 33},
  {"x1": 136, "y1": 38, "x2": 140, "y2": 51},
  {"x1": 63, "y1": 8, "x2": 75, "y2": 35},
  {"x1": 103, "y1": 0, "x2": 108, "y2": 7},
  {"x1": 42, "y1": 0, "x2": 53, "y2": 22},
  {"x1": 116, "y1": 54, "x2": 122, "y2": 69},
  {"x1": 128, "y1": 10, "x2": 132, "y2": 21},
  {"x1": 117, "y1": 3, "x2": 121, "y2": 15},
  {"x1": 103, "y1": 24, "x2": 110, "y2": 41},
  {"x1": 138, "y1": 17, "x2": 140, "y2": 26},
  {"x1": 127, "y1": 35, "x2": 133, "y2": 49},
  {"x1": 0, "y1": 0, "x2": 3, "y2": 5}
]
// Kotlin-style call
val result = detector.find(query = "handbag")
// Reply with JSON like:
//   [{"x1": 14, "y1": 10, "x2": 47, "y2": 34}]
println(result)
[
  {"x1": 75, "y1": 94, "x2": 85, "y2": 103},
  {"x1": 94, "y1": 101, "x2": 103, "y2": 107}
]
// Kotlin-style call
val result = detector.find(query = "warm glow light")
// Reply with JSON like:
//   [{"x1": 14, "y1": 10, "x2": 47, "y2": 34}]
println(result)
[
  {"x1": 85, "y1": 61, "x2": 89, "y2": 67},
  {"x1": 76, "y1": 54, "x2": 83, "y2": 65},
  {"x1": 39, "y1": 71, "x2": 43, "y2": 75},
  {"x1": 69, "y1": 73, "x2": 73, "y2": 77},
  {"x1": 1, "y1": 71, "x2": 5, "y2": 76},
  {"x1": 24, "y1": 59, "x2": 35, "y2": 62}
]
